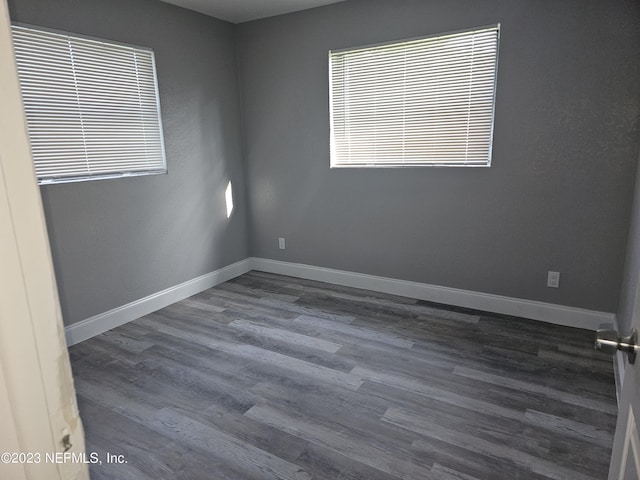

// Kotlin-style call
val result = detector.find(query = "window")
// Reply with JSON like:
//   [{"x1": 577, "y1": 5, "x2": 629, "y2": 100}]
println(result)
[
  {"x1": 11, "y1": 24, "x2": 166, "y2": 184},
  {"x1": 329, "y1": 25, "x2": 500, "y2": 168}
]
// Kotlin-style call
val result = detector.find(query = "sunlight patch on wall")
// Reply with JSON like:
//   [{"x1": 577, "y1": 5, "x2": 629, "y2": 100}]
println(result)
[{"x1": 225, "y1": 180, "x2": 234, "y2": 218}]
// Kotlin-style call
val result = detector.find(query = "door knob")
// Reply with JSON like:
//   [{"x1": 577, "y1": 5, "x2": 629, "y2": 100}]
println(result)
[{"x1": 595, "y1": 328, "x2": 639, "y2": 364}]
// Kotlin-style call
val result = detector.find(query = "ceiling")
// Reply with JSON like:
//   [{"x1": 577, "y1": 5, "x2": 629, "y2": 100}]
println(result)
[{"x1": 158, "y1": 0, "x2": 346, "y2": 23}]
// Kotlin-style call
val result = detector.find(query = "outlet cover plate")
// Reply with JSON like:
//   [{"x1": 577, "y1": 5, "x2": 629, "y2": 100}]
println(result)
[{"x1": 547, "y1": 271, "x2": 560, "y2": 288}]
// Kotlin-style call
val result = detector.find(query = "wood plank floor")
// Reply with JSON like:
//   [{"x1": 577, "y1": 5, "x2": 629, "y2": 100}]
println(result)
[{"x1": 69, "y1": 271, "x2": 618, "y2": 480}]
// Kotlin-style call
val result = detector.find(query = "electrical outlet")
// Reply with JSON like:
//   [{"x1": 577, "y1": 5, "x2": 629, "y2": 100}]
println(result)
[
  {"x1": 278, "y1": 237, "x2": 286, "y2": 250},
  {"x1": 547, "y1": 271, "x2": 560, "y2": 288}
]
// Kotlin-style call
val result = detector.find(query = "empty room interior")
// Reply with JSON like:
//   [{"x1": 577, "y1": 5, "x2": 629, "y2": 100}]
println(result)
[{"x1": 2, "y1": 0, "x2": 640, "y2": 479}]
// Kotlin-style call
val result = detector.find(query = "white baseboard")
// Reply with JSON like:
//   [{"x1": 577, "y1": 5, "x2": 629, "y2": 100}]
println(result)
[
  {"x1": 249, "y1": 257, "x2": 615, "y2": 331},
  {"x1": 64, "y1": 258, "x2": 251, "y2": 346},
  {"x1": 65, "y1": 256, "x2": 616, "y2": 346}
]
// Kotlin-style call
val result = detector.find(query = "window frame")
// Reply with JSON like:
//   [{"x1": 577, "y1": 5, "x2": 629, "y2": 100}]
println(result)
[
  {"x1": 11, "y1": 22, "x2": 168, "y2": 185},
  {"x1": 328, "y1": 24, "x2": 500, "y2": 169}
]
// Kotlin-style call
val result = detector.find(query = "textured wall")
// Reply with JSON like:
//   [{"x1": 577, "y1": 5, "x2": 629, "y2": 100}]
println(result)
[
  {"x1": 237, "y1": 0, "x2": 640, "y2": 312},
  {"x1": 9, "y1": 0, "x2": 249, "y2": 325}
]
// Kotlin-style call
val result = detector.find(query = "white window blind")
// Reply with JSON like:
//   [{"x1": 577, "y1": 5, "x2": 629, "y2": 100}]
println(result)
[
  {"x1": 11, "y1": 24, "x2": 166, "y2": 184},
  {"x1": 329, "y1": 25, "x2": 499, "y2": 168}
]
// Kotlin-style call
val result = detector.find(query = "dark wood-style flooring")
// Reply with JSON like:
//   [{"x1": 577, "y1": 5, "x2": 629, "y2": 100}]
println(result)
[{"x1": 69, "y1": 271, "x2": 618, "y2": 480}]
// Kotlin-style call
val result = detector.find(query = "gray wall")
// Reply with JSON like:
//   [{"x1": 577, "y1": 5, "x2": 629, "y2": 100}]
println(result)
[
  {"x1": 617, "y1": 150, "x2": 640, "y2": 335},
  {"x1": 9, "y1": 0, "x2": 249, "y2": 326},
  {"x1": 237, "y1": 0, "x2": 640, "y2": 312},
  {"x1": 8, "y1": 0, "x2": 640, "y2": 325}
]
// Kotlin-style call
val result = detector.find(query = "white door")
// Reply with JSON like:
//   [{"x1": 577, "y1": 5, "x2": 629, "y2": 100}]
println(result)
[
  {"x1": 0, "y1": 0, "x2": 89, "y2": 478},
  {"x1": 608, "y1": 324, "x2": 640, "y2": 478}
]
